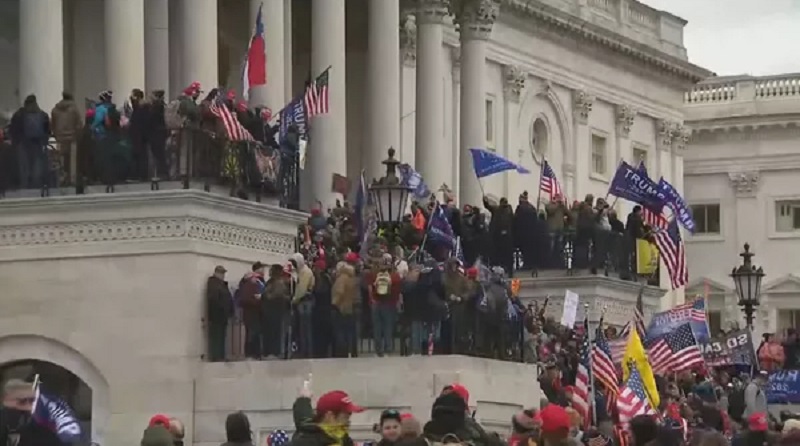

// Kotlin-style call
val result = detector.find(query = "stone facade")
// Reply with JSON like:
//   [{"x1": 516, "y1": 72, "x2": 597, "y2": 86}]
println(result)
[{"x1": 683, "y1": 74, "x2": 800, "y2": 339}]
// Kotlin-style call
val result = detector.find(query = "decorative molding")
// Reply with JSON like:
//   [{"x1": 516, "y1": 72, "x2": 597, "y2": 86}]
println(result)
[
  {"x1": 450, "y1": 45, "x2": 461, "y2": 81},
  {"x1": 416, "y1": 0, "x2": 451, "y2": 25},
  {"x1": 685, "y1": 152, "x2": 800, "y2": 176},
  {"x1": 657, "y1": 119, "x2": 678, "y2": 151},
  {"x1": 498, "y1": 0, "x2": 711, "y2": 84},
  {"x1": 0, "y1": 217, "x2": 297, "y2": 255},
  {"x1": 673, "y1": 124, "x2": 692, "y2": 151},
  {"x1": 562, "y1": 163, "x2": 576, "y2": 176},
  {"x1": 615, "y1": 104, "x2": 636, "y2": 138},
  {"x1": 400, "y1": 14, "x2": 417, "y2": 67},
  {"x1": 728, "y1": 171, "x2": 760, "y2": 196},
  {"x1": 502, "y1": 64, "x2": 526, "y2": 102},
  {"x1": 451, "y1": 0, "x2": 500, "y2": 41},
  {"x1": 536, "y1": 79, "x2": 554, "y2": 98},
  {"x1": 572, "y1": 89, "x2": 594, "y2": 125}
]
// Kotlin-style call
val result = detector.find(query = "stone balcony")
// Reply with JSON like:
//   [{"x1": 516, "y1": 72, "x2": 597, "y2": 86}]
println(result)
[{"x1": 684, "y1": 74, "x2": 800, "y2": 124}]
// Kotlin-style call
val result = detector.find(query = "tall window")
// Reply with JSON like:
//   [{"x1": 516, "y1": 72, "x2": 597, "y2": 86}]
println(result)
[
  {"x1": 591, "y1": 134, "x2": 607, "y2": 175},
  {"x1": 485, "y1": 98, "x2": 495, "y2": 150},
  {"x1": 778, "y1": 310, "x2": 800, "y2": 335},
  {"x1": 690, "y1": 204, "x2": 721, "y2": 234},
  {"x1": 707, "y1": 311, "x2": 721, "y2": 334},
  {"x1": 775, "y1": 200, "x2": 800, "y2": 232},
  {"x1": 632, "y1": 147, "x2": 648, "y2": 169}
]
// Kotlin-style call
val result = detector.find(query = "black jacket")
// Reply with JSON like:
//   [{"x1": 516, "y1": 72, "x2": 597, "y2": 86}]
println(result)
[{"x1": 289, "y1": 397, "x2": 355, "y2": 446}]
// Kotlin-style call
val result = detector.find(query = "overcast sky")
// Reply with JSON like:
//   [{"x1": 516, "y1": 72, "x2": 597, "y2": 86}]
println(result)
[{"x1": 641, "y1": 0, "x2": 800, "y2": 76}]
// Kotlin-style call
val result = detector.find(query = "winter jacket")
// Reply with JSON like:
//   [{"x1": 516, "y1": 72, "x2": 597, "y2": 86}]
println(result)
[
  {"x1": 206, "y1": 276, "x2": 234, "y2": 324},
  {"x1": 50, "y1": 99, "x2": 83, "y2": 142},
  {"x1": 290, "y1": 397, "x2": 355, "y2": 446},
  {"x1": 332, "y1": 263, "x2": 359, "y2": 314}
]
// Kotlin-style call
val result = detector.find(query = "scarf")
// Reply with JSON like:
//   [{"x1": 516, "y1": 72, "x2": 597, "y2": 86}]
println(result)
[{"x1": 319, "y1": 423, "x2": 349, "y2": 446}]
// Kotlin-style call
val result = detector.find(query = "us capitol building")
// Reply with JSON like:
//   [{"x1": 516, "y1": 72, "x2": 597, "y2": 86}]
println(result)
[{"x1": 3, "y1": 0, "x2": 799, "y2": 445}]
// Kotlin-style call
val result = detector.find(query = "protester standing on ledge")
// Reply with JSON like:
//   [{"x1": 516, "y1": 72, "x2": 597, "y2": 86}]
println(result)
[{"x1": 205, "y1": 265, "x2": 233, "y2": 362}]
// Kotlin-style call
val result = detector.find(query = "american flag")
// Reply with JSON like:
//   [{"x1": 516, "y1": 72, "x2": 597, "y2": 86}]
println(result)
[
  {"x1": 643, "y1": 207, "x2": 669, "y2": 230},
  {"x1": 209, "y1": 100, "x2": 254, "y2": 141},
  {"x1": 617, "y1": 365, "x2": 657, "y2": 428},
  {"x1": 573, "y1": 315, "x2": 592, "y2": 428},
  {"x1": 653, "y1": 218, "x2": 688, "y2": 289},
  {"x1": 304, "y1": 68, "x2": 330, "y2": 118},
  {"x1": 592, "y1": 327, "x2": 619, "y2": 396},
  {"x1": 674, "y1": 298, "x2": 707, "y2": 322},
  {"x1": 539, "y1": 160, "x2": 562, "y2": 201},
  {"x1": 609, "y1": 323, "x2": 630, "y2": 365},
  {"x1": 648, "y1": 323, "x2": 704, "y2": 373}
]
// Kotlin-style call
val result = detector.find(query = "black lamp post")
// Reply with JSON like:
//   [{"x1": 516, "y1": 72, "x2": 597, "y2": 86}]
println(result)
[
  {"x1": 369, "y1": 148, "x2": 412, "y2": 246},
  {"x1": 730, "y1": 243, "x2": 765, "y2": 329}
]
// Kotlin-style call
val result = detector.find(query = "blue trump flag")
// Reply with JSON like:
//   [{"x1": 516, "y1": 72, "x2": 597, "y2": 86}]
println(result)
[
  {"x1": 427, "y1": 204, "x2": 456, "y2": 250},
  {"x1": 31, "y1": 383, "x2": 83, "y2": 444},
  {"x1": 398, "y1": 163, "x2": 431, "y2": 200},
  {"x1": 767, "y1": 369, "x2": 800, "y2": 404},
  {"x1": 278, "y1": 94, "x2": 308, "y2": 143},
  {"x1": 469, "y1": 148, "x2": 530, "y2": 178},
  {"x1": 608, "y1": 161, "x2": 667, "y2": 211},
  {"x1": 658, "y1": 178, "x2": 696, "y2": 233}
]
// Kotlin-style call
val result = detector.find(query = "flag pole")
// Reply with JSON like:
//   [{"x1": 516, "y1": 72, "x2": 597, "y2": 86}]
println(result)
[
  {"x1": 587, "y1": 303, "x2": 598, "y2": 428},
  {"x1": 603, "y1": 158, "x2": 624, "y2": 203},
  {"x1": 536, "y1": 158, "x2": 546, "y2": 209}
]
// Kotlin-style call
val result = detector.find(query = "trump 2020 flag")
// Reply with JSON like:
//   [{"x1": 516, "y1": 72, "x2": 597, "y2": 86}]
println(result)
[
  {"x1": 398, "y1": 163, "x2": 431, "y2": 200},
  {"x1": 31, "y1": 381, "x2": 83, "y2": 444},
  {"x1": 427, "y1": 204, "x2": 456, "y2": 250},
  {"x1": 242, "y1": 3, "x2": 267, "y2": 100},
  {"x1": 469, "y1": 148, "x2": 530, "y2": 178}
]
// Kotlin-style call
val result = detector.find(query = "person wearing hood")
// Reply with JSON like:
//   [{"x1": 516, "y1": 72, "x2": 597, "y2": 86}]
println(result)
[
  {"x1": 239, "y1": 262, "x2": 267, "y2": 359},
  {"x1": 223, "y1": 411, "x2": 255, "y2": 446},
  {"x1": 262, "y1": 264, "x2": 291, "y2": 359},
  {"x1": 290, "y1": 390, "x2": 362, "y2": 446},
  {"x1": 9, "y1": 94, "x2": 50, "y2": 189},
  {"x1": 141, "y1": 424, "x2": 174, "y2": 446},
  {"x1": 50, "y1": 92, "x2": 83, "y2": 185},
  {"x1": 291, "y1": 253, "x2": 316, "y2": 358},
  {"x1": 332, "y1": 252, "x2": 360, "y2": 358},
  {"x1": 483, "y1": 195, "x2": 514, "y2": 275}
]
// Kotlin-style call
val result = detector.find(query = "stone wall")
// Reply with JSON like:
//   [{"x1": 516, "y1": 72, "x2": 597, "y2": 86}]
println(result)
[{"x1": 193, "y1": 356, "x2": 542, "y2": 446}]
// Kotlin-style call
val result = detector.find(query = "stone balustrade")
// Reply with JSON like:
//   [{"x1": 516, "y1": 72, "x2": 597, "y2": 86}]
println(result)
[{"x1": 685, "y1": 74, "x2": 800, "y2": 104}]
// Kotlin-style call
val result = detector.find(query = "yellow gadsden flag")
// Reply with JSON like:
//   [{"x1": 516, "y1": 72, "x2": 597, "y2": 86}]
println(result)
[
  {"x1": 622, "y1": 326, "x2": 660, "y2": 409},
  {"x1": 636, "y1": 239, "x2": 658, "y2": 275}
]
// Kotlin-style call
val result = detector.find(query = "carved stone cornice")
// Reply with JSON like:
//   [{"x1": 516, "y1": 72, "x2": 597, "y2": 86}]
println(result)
[
  {"x1": 451, "y1": 0, "x2": 500, "y2": 41},
  {"x1": 562, "y1": 163, "x2": 576, "y2": 176},
  {"x1": 572, "y1": 90, "x2": 594, "y2": 125},
  {"x1": 615, "y1": 104, "x2": 636, "y2": 138},
  {"x1": 416, "y1": 0, "x2": 451, "y2": 25},
  {"x1": 502, "y1": 64, "x2": 526, "y2": 102},
  {"x1": 498, "y1": 0, "x2": 711, "y2": 84},
  {"x1": 657, "y1": 119, "x2": 678, "y2": 151},
  {"x1": 673, "y1": 124, "x2": 692, "y2": 151},
  {"x1": 450, "y1": 46, "x2": 461, "y2": 81},
  {"x1": 400, "y1": 14, "x2": 417, "y2": 67},
  {"x1": 728, "y1": 171, "x2": 760, "y2": 197}
]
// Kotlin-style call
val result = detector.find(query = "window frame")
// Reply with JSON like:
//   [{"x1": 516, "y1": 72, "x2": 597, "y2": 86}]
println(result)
[
  {"x1": 631, "y1": 144, "x2": 649, "y2": 172},
  {"x1": 485, "y1": 95, "x2": 496, "y2": 151},
  {"x1": 688, "y1": 202, "x2": 722, "y2": 237},
  {"x1": 767, "y1": 194, "x2": 800, "y2": 239},
  {"x1": 589, "y1": 128, "x2": 609, "y2": 181}
]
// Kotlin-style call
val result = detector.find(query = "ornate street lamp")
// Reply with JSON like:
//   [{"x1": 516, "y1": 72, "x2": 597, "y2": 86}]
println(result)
[
  {"x1": 730, "y1": 243, "x2": 765, "y2": 329},
  {"x1": 369, "y1": 147, "x2": 411, "y2": 226}
]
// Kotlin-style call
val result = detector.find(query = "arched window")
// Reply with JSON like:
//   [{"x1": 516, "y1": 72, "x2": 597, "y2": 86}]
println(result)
[{"x1": 530, "y1": 118, "x2": 549, "y2": 157}]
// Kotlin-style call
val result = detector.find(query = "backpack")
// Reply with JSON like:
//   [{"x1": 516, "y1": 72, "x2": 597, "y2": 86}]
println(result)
[
  {"x1": 23, "y1": 112, "x2": 46, "y2": 141},
  {"x1": 374, "y1": 272, "x2": 392, "y2": 298},
  {"x1": 165, "y1": 99, "x2": 184, "y2": 130},
  {"x1": 727, "y1": 387, "x2": 746, "y2": 422}
]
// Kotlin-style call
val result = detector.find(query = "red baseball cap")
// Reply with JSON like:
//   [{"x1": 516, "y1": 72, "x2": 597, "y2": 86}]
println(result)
[
  {"x1": 149, "y1": 414, "x2": 170, "y2": 427},
  {"x1": 315, "y1": 390, "x2": 364, "y2": 415},
  {"x1": 748, "y1": 412, "x2": 768, "y2": 432},
  {"x1": 539, "y1": 404, "x2": 571, "y2": 434},
  {"x1": 448, "y1": 384, "x2": 470, "y2": 405}
]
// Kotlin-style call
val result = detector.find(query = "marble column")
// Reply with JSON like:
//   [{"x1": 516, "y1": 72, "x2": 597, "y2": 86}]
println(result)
[
  {"x1": 450, "y1": 46, "x2": 461, "y2": 198},
  {"x1": 145, "y1": 0, "x2": 169, "y2": 95},
  {"x1": 178, "y1": 0, "x2": 218, "y2": 91},
  {"x1": 249, "y1": 0, "x2": 284, "y2": 110},
  {"x1": 502, "y1": 64, "x2": 525, "y2": 199},
  {"x1": 415, "y1": 0, "x2": 449, "y2": 194},
  {"x1": 168, "y1": 0, "x2": 184, "y2": 96},
  {"x1": 19, "y1": 0, "x2": 64, "y2": 111},
  {"x1": 365, "y1": 0, "x2": 401, "y2": 180},
  {"x1": 455, "y1": 0, "x2": 499, "y2": 206},
  {"x1": 308, "y1": 0, "x2": 347, "y2": 206},
  {"x1": 284, "y1": 0, "x2": 293, "y2": 101},
  {"x1": 106, "y1": 0, "x2": 146, "y2": 100}
]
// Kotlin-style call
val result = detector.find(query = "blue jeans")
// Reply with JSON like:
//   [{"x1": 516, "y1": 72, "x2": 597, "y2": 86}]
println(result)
[
  {"x1": 296, "y1": 300, "x2": 314, "y2": 357},
  {"x1": 17, "y1": 142, "x2": 46, "y2": 189},
  {"x1": 411, "y1": 320, "x2": 441, "y2": 355},
  {"x1": 371, "y1": 303, "x2": 397, "y2": 356}
]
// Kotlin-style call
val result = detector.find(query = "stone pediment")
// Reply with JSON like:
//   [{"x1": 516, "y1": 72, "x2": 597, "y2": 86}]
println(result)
[
  {"x1": 763, "y1": 274, "x2": 800, "y2": 295},
  {"x1": 685, "y1": 277, "x2": 732, "y2": 297}
]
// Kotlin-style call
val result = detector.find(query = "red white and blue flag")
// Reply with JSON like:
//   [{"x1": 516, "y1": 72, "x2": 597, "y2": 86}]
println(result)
[
  {"x1": 653, "y1": 218, "x2": 689, "y2": 289},
  {"x1": 539, "y1": 160, "x2": 563, "y2": 201},
  {"x1": 242, "y1": 3, "x2": 267, "y2": 101},
  {"x1": 617, "y1": 366, "x2": 657, "y2": 429},
  {"x1": 573, "y1": 314, "x2": 592, "y2": 428}
]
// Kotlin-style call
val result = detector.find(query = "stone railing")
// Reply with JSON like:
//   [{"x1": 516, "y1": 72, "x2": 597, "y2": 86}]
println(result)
[{"x1": 685, "y1": 74, "x2": 800, "y2": 104}]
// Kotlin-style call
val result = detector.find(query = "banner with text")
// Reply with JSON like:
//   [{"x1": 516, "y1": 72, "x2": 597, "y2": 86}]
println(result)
[
  {"x1": 699, "y1": 329, "x2": 757, "y2": 366},
  {"x1": 767, "y1": 369, "x2": 800, "y2": 404},
  {"x1": 607, "y1": 161, "x2": 668, "y2": 212},
  {"x1": 646, "y1": 307, "x2": 710, "y2": 344}
]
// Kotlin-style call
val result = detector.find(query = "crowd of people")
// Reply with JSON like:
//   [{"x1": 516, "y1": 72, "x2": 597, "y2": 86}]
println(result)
[{"x1": 0, "y1": 84, "x2": 300, "y2": 206}]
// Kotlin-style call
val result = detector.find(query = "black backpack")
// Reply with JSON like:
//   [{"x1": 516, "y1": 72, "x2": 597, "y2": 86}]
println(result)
[
  {"x1": 23, "y1": 112, "x2": 46, "y2": 141},
  {"x1": 728, "y1": 387, "x2": 746, "y2": 422}
]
